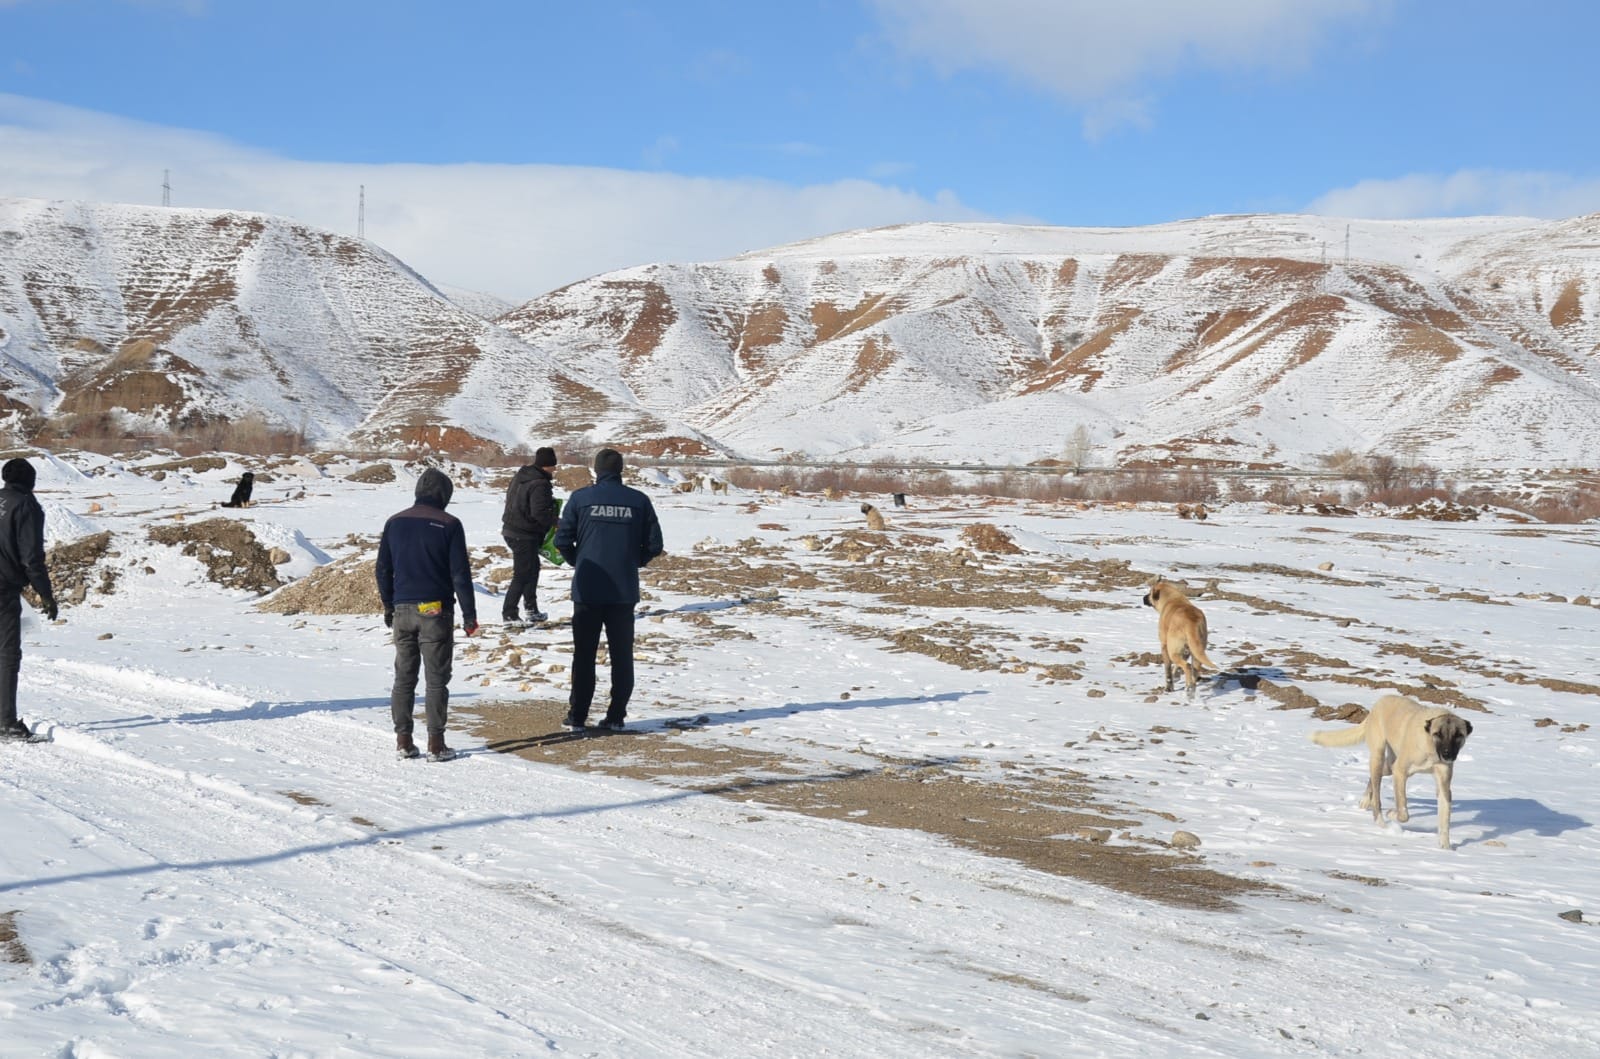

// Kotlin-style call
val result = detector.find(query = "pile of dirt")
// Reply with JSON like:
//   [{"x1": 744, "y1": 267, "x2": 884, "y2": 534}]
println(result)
[
  {"x1": 961, "y1": 523, "x2": 1023, "y2": 554},
  {"x1": 344, "y1": 463, "x2": 396, "y2": 484},
  {"x1": 140, "y1": 455, "x2": 228, "y2": 475},
  {"x1": 256, "y1": 554, "x2": 382, "y2": 615},
  {"x1": 39, "y1": 531, "x2": 117, "y2": 607},
  {"x1": 148, "y1": 519, "x2": 282, "y2": 595},
  {"x1": 1392, "y1": 499, "x2": 1481, "y2": 522}
]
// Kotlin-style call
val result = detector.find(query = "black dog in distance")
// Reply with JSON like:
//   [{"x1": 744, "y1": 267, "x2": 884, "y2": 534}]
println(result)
[{"x1": 222, "y1": 472, "x2": 255, "y2": 509}]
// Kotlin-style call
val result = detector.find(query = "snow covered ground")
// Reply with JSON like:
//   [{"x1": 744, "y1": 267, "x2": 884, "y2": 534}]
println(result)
[{"x1": 1, "y1": 450, "x2": 1597, "y2": 1057}]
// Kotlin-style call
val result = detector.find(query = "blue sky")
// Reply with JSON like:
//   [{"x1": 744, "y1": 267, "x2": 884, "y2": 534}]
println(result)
[{"x1": 3, "y1": 0, "x2": 1599, "y2": 299}]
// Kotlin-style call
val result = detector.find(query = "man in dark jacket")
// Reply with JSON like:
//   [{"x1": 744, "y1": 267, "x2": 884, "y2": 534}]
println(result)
[
  {"x1": 500, "y1": 446, "x2": 558, "y2": 625},
  {"x1": 0, "y1": 458, "x2": 57, "y2": 741},
  {"x1": 553, "y1": 448, "x2": 663, "y2": 731},
  {"x1": 376, "y1": 467, "x2": 479, "y2": 762}
]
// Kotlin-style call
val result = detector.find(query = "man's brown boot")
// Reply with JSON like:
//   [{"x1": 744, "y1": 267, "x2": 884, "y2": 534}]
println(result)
[
  {"x1": 396, "y1": 733, "x2": 420, "y2": 760},
  {"x1": 426, "y1": 732, "x2": 455, "y2": 763}
]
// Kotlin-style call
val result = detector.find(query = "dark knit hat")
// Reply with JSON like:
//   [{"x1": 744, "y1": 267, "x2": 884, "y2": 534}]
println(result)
[
  {"x1": 534, "y1": 446, "x2": 558, "y2": 469},
  {"x1": 414, "y1": 467, "x2": 454, "y2": 508},
  {"x1": 593, "y1": 448, "x2": 624, "y2": 477},
  {"x1": 1, "y1": 458, "x2": 36, "y2": 492}
]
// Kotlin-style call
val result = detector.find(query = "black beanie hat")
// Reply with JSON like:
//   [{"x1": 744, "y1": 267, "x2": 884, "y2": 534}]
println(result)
[
  {"x1": 414, "y1": 467, "x2": 454, "y2": 508},
  {"x1": 592, "y1": 448, "x2": 624, "y2": 477},
  {"x1": 534, "y1": 446, "x2": 557, "y2": 468},
  {"x1": 1, "y1": 458, "x2": 36, "y2": 492}
]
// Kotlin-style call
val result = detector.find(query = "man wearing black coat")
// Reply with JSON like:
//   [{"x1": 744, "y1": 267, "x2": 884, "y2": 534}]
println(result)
[
  {"x1": 500, "y1": 446, "x2": 557, "y2": 625},
  {"x1": 553, "y1": 448, "x2": 663, "y2": 731},
  {"x1": 0, "y1": 458, "x2": 58, "y2": 741},
  {"x1": 376, "y1": 467, "x2": 479, "y2": 762}
]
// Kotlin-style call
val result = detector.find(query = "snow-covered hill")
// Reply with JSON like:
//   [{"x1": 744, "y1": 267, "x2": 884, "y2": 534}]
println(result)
[
  {"x1": 6, "y1": 197, "x2": 1600, "y2": 468},
  {"x1": 502, "y1": 215, "x2": 1600, "y2": 469},
  {"x1": 0, "y1": 198, "x2": 716, "y2": 455}
]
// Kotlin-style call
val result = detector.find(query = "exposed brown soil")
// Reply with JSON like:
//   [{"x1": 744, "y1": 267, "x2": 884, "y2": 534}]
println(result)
[
  {"x1": 1549, "y1": 279, "x2": 1583, "y2": 330},
  {"x1": 810, "y1": 293, "x2": 902, "y2": 345},
  {"x1": 844, "y1": 336, "x2": 897, "y2": 395},
  {"x1": 38, "y1": 530, "x2": 117, "y2": 607},
  {"x1": 256, "y1": 555, "x2": 382, "y2": 615},
  {"x1": 148, "y1": 519, "x2": 281, "y2": 595},
  {"x1": 464, "y1": 699, "x2": 1272, "y2": 912}
]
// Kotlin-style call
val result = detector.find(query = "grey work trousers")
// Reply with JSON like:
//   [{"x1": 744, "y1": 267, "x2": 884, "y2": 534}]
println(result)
[{"x1": 390, "y1": 602, "x2": 454, "y2": 737}]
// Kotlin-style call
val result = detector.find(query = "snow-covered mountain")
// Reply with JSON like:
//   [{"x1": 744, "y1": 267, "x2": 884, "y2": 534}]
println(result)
[
  {"x1": 6, "y1": 196, "x2": 1600, "y2": 467},
  {"x1": 501, "y1": 215, "x2": 1600, "y2": 468},
  {"x1": 0, "y1": 197, "x2": 716, "y2": 455}
]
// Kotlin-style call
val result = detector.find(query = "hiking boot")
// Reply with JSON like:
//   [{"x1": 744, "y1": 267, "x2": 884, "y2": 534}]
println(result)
[
  {"x1": 561, "y1": 711, "x2": 587, "y2": 731},
  {"x1": 396, "y1": 733, "x2": 420, "y2": 760},
  {"x1": 426, "y1": 733, "x2": 456, "y2": 762},
  {"x1": 526, "y1": 609, "x2": 548, "y2": 624},
  {"x1": 596, "y1": 716, "x2": 626, "y2": 732},
  {"x1": 0, "y1": 719, "x2": 32, "y2": 742}
]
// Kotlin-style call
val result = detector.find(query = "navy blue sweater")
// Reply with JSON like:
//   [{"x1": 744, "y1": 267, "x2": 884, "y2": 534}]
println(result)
[
  {"x1": 376, "y1": 493, "x2": 477, "y2": 624},
  {"x1": 553, "y1": 473, "x2": 664, "y2": 604}
]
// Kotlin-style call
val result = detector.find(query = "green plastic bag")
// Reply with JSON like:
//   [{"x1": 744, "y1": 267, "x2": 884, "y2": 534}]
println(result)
[{"x1": 541, "y1": 498, "x2": 565, "y2": 566}]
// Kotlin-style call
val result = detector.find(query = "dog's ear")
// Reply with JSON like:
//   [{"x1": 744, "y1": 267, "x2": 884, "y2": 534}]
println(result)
[
  {"x1": 1425, "y1": 717, "x2": 1435, "y2": 733},
  {"x1": 1463, "y1": 720, "x2": 1473, "y2": 735}
]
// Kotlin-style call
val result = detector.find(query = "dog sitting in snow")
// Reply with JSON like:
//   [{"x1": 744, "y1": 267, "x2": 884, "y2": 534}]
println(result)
[
  {"x1": 1312, "y1": 693, "x2": 1473, "y2": 849},
  {"x1": 1141, "y1": 578, "x2": 1219, "y2": 699},
  {"x1": 860, "y1": 502, "x2": 886, "y2": 531},
  {"x1": 221, "y1": 472, "x2": 255, "y2": 508}
]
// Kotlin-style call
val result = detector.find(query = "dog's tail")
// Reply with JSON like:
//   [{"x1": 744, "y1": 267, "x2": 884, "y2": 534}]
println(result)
[
  {"x1": 1184, "y1": 635, "x2": 1219, "y2": 675},
  {"x1": 1311, "y1": 722, "x2": 1366, "y2": 748}
]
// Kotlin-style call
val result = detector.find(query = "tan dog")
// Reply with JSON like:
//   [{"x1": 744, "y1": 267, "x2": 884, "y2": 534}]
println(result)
[
  {"x1": 860, "y1": 502, "x2": 886, "y2": 531},
  {"x1": 1141, "y1": 578, "x2": 1219, "y2": 699},
  {"x1": 1312, "y1": 693, "x2": 1472, "y2": 849}
]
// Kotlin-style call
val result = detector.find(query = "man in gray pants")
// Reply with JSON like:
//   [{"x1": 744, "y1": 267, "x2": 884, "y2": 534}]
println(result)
[{"x1": 376, "y1": 468, "x2": 479, "y2": 761}]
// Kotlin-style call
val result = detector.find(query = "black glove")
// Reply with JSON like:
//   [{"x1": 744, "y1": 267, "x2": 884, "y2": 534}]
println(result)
[
  {"x1": 41, "y1": 595, "x2": 58, "y2": 622},
  {"x1": 383, "y1": 607, "x2": 394, "y2": 628}
]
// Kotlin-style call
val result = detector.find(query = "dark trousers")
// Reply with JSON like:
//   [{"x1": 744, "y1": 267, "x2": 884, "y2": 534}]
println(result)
[
  {"x1": 502, "y1": 535, "x2": 542, "y2": 619},
  {"x1": 568, "y1": 602, "x2": 635, "y2": 723},
  {"x1": 0, "y1": 590, "x2": 20, "y2": 728},
  {"x1": 390, "y1": 602, "x2": 454, "y2": 736}
]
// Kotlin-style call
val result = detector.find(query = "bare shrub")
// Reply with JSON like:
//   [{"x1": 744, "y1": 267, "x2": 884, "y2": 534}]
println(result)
[
  {"x1": 44, "y1": 412, "x2": 308, "y2": 458},
  {"x1": 1365, "y1": 485, "x2": 1453, "y2": 508},
  {"x1": 1491, "y1": 483, "x2": 1600, "y2": 524}
]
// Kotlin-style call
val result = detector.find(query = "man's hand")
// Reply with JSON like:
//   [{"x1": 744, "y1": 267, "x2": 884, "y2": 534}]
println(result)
[
  {"x1": 464, "y1": 621, "x2": 480, "y2": 638},
  {"x1": 41, "y1": 594, "x2": 58, "y2": 622},
  {"x1": 383, "y1": 607, "x2": 394, "y2": 628}
]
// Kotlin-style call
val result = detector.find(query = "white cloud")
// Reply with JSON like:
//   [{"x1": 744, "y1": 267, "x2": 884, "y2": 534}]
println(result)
[
  {"x1": 870, "y1": 0, "x2": 1384, "y2": 102},
  {"x1": 0, "y1": 95, "x2": 986, "y2": 302},
  {"x1": 1306, "y1": 170, "x2": 1600, "y2": 220}
]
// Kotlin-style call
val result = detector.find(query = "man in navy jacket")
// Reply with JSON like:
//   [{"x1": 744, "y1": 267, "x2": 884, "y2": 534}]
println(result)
[
  {"x1": 376, "y1": 467, "x2": 478, "y2": 761},
  {"x1": 553, "y1": 449, "x2": 664, "y2": 730}
]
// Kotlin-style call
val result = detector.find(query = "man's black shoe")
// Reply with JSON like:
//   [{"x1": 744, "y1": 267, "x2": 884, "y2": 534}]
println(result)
[
  {"x1": 561, "y1": 711, "x2": 587, "y2": 731},
  {"x1": 0, "y1": 720, "x2": 32, "y2": 742},
  {"x1": 596, "y1": 716, "x2": 625, "y2": 732}
]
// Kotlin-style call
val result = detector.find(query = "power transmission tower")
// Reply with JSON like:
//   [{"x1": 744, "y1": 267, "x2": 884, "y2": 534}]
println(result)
[
  {"x1": 1344, "y1": 224, "x2": 1350, "y2": 266},
  {"x1": 358, "y1": 185, "x2": 365, "y2": 239},
  {"x1": 162, "y1": 170, "x2": 171, "y2": 207}
]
